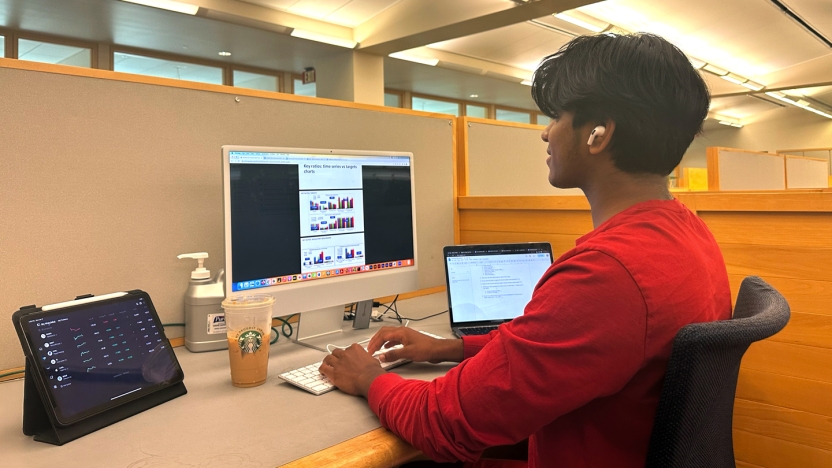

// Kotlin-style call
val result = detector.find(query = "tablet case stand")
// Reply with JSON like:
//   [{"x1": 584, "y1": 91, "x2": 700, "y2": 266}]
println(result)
[
  {"x1": 16, "y1": 291, "x2": 187, "y2": 446},
  {"x1": 22, "y1": 357, "x2": 187, "y2": 446}
]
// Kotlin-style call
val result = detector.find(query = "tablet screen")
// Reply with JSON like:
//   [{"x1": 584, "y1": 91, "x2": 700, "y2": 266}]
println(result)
[{"x1": 20, "y1": 293, "x2": 183, "y2": 425}]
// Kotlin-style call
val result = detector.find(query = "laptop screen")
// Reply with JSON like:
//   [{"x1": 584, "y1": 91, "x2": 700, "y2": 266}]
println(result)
[{"x1": 445, "y1": 244, "x2": 553, "y2": 325}]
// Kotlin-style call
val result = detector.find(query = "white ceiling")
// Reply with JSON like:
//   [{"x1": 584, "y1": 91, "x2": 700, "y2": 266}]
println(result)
[
  {"x1": 0, "y1": 0, "x2": 830, "y2": 120},
  {"x1": 240, "y1": 0, "x2": 403, "y2": 28}
]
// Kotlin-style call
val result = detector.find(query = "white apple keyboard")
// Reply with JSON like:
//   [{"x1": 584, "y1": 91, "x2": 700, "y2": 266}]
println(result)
[{"x1": 278, "y1": 330, "x2": 444, "y2": 395}]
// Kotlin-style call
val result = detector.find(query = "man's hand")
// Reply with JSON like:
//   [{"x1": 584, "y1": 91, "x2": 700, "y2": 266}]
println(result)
[
  {"x1": 319, "y1": 344, "x2": 386, "y2": 398},
  {"x1": 367, "y1": 327, "x2": 464, "y2": 364}
]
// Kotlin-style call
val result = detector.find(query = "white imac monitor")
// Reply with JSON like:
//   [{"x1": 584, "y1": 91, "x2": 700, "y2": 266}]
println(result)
[{"x1": 222, "y1": 146, "x2": 418, "y2": 344}]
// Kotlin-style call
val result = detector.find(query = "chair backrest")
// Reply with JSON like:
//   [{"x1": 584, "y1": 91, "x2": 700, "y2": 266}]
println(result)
[{"x1": 645, "y1": 276, "x2": 790, "y2": 468}]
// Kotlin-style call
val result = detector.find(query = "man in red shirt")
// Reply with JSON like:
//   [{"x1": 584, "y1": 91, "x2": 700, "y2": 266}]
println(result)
[{"x1": 320, "y1": 33, "x2": 732, "y2": 467}]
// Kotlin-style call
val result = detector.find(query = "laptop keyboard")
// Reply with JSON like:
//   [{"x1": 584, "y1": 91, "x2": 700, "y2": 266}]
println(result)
[{"x1": 457, "y1": 325, "x2": 499, "y2": 336}]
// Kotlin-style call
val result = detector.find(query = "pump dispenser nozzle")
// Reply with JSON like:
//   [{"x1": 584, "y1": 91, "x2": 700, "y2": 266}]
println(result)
[{"x1": 178, "y1": 252, "x2": 211, "y2": 280}]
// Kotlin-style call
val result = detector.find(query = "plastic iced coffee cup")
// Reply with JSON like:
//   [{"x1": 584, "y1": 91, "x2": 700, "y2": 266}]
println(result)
[{"x1": 221, "y1": 294, "x2": 275, "y2": 388}]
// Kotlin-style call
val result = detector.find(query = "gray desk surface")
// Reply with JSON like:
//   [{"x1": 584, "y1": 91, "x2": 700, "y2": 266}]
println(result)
[{"x1": 0, "y1": 293, "x2": 454, "y2": 468}]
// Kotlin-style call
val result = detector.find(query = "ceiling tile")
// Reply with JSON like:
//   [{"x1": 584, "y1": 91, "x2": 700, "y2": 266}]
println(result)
[
  {"x1": 710, "y1": 95, "x2": 782, "y2": 120},
  {"x1": 429, "y1": 22, "x2": 573, "y2": 72},
  {"x1": 578, "y1": 0, "x2": 831, "y2": 79},
  {"x1": 287, "y1": 0, "x2": 351, "y2": 21},
  {"x1": 782, "y1": 0, "x2": 832, "y2": 42},
  {"x1": 324, "y1": 0, "x2": 403, "y2": 28}
]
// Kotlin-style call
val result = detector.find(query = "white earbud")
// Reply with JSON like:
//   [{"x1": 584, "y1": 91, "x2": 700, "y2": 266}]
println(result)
[{"x1": 587, "y1": 126, "x2": 606, "y2": 146}]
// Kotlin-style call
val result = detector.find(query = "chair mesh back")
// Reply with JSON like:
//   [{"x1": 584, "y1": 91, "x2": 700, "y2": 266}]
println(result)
[{"x1": 645, "y1": 276, "x2": 790, "y2": 468}]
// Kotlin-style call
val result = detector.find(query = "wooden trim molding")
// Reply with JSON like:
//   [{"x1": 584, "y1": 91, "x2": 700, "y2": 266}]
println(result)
[
  {"x1": 458, "y1": 196, "x2": 590, "y2": 211},
  {"x1": 458, "y1": 192, "x2": 832, "y2": 213},
  {"x1": 706, "y1": 146, "x2": 721, "y2": 191},
  {"x1": 279, "y1": 427, "x2": 421, "y2": 468},
  {"x1": 463, "y1": 116, "x2": 546, "y2": 131}
]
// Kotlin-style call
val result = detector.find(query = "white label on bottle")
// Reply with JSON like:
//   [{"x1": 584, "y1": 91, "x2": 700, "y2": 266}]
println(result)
[{"x1": 207, "y1": 313, "x2": 227, "y2": 335}]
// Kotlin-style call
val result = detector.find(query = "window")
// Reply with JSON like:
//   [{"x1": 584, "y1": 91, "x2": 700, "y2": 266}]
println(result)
[
  {"x1": 536, "y1": 114, "x2": 552, "y2": 126},
  {"x1": 0, "y1": 36, "x2": 5, "y2": 58},
  {"x1": 234, "y1": 70, "x2": 278, "y2": 92},
  {"x1": 114, "y1": 52, "x2": 223, "y2": 84},
  {"x1": 384, "y1": 92, "x2": 401, "y2": 108},
  {"x1": 465, "y1": 104, "x2": 488, "y2": 118},
  {"x1": 496, "y1": 108, "x2": 531, "y2": 124},
  {"x1": 412, "y1": 96, "x2": 460, "y2": 116},
  {"x1": 293, "y1": 78, "x2": 316, "y2": 97},
  {"x1": 18, "y1": 38, "x2": 92, "y2": 68}
]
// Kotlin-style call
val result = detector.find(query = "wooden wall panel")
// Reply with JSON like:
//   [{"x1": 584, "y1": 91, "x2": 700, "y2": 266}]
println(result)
[
  {"x1": 733, "y1": 430, "x2": 832, "y2": 468},
  {"x1": 734, "y1": 400, "x2": 832, "y2": 453},
  {"x1": 727, "y1": 274, "x2": 832, "y2": 317},
  {"x1": 736, "y1": 368, "x2": 832, "y2": 417},
  {"x1": 701, "y1": 212, "x2": 832, "y2": 247},
  {"x1": 459, "y1": 209, "x2": 593, "y2": 235},
  {"x1": 741, "y1": 341, "x2": 832, "y2": 383},
  {"x1": 718, "y1": 244, "x2": 832, "y2": 282},
  {"x1": 459, "y1": 231, "x2": 579, "y2": 258}
]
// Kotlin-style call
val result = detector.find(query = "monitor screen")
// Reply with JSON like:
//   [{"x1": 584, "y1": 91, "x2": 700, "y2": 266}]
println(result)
[{"x1": 225, "y1": 149, "x2": 416, "y2": 294}]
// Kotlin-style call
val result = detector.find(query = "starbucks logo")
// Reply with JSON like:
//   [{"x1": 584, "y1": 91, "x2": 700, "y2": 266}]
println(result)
[{"x1": 238, "y1": 330, "x2": 262, "y2": 354}]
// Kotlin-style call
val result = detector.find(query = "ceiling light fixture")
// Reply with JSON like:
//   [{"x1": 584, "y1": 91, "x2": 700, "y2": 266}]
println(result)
[
  {"x1": 741, "y1": 80, "x2": 765, "y2": 91},
  {"x1": 520, "y1": 80, "x2": 532, "y2": 86},
  {"x1": 121, "y1": 0, "x2": 199, "y2": 15},
  {"x1": 290, "y1": 29, "x2": 357, "y2": 49},
  {"x1": 720, "y1": 73, "x2": 746, "y2": 86},
  {"x1": 765, "y1": 91, "x2": 832, "y2": 119},
  {"x1": 718, "y1": 120, "x2": 744, "y2": 128},
  {"x1": 218, "y1": 51, "x2": 231, "y2": 57},
  {"x1": 470, "y1": 94, "x2": 479, "y2": 98},
  {"x1": 553, "y1": 12, "x2": 606, "y2": 33},
  {"x1": 388, "y1": 52, "x2": 439, "y2": 66}
]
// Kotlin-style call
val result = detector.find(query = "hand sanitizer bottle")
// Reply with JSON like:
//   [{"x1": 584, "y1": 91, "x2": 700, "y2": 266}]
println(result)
[{"x1": 178, "y1": 252, "x2": 227, "y2": 352}]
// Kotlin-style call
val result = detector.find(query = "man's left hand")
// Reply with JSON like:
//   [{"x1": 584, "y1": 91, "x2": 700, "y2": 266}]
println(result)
[{"x1": 319, "y1": 343, "x2": 386, "y2": 398}]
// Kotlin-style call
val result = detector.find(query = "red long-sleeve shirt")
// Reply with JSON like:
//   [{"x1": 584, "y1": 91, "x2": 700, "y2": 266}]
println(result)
[{"x1": 368, "y1": 199, "x2": 731, "y2": 467}]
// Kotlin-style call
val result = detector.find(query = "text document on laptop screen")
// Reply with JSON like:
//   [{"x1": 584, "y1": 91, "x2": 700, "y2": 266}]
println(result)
[{"x1": 446, "y1": 251, "x2": 552, "y2": 323}]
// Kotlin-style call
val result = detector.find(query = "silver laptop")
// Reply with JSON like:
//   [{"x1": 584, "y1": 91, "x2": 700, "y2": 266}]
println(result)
[{"x1": 443, "y1": 243, "x2": 553, "y2": 337}]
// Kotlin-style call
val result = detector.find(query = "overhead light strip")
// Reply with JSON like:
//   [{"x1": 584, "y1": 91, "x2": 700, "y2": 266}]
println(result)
[
  {"x1": 121, "y1": 0, "x2": 199, "y2": 15},
  {"x1": 765, "y1": 91, "x2": 832, "y2": 119}
]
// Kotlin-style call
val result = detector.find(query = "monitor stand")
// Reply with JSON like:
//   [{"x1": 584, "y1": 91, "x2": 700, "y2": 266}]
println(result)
[{"x1": 292, "y1": 300, "x2": 373, "y2": 352}]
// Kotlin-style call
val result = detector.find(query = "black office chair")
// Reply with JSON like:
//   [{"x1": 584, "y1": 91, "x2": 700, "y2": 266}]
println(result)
[{"x1": 645, "y1": 276, "x2": 790, "y2": 468}]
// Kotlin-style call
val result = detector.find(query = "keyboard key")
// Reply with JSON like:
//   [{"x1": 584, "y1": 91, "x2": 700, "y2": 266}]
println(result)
[{"x1": 279, "y1": 330, "x2": 444, "y2": 395}]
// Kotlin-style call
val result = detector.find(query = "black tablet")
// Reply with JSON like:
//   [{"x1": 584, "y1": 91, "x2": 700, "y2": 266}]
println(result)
[{"x1": 14, "y1": 291, "x2": 184, "y2": 426}]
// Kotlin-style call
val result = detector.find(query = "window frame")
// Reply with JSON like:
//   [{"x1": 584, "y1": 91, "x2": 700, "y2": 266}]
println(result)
[
  {"x1": 10, "y1": 30, "x2": 99, "y2": 68},
  {"x1": 494, "y1": 105, "x2": 535, "y2": 124},
  {"x1": 111, "y1": 45, "x2": 231, "y2": 84},
  {"x1": 410, "y1": 92, "x2": 463, "y2": 116},
  {"x1": 384, "y1": 88, "x2": 405, "y2": 108},
  {"x1": 231, "y1": 64, "x2": 284, "y2": 92}
]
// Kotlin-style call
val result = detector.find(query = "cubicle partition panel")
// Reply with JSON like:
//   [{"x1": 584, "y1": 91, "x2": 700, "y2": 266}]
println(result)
[
  {"x1": 459, "y1": 192, "x2": 832, "y2": 468},
  {"x1": 0, "y1": 59, "x2": 455, "y2": 372},
  {"x1": 458, "y1": 117, "x2": 584, "y2": 197},
  {"x1": 784, "y1": 155, "x2": 829, "y2": 189},
  {"x1": 707, "y1": 147, "x2": 787, "y2": 191}
]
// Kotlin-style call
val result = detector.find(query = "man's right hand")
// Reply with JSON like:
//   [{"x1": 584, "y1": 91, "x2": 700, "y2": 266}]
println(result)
[{"x1": 366, "y1": 326, "x2": 464, "y2": 364}]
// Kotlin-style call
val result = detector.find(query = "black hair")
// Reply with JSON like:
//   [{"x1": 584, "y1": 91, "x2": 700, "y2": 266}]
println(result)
[{"x1": 532, "y1": 33, "x2": 710, "y2": 176}]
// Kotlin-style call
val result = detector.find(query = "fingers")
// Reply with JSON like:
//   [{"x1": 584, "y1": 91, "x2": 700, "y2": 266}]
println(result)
[
  {"x1": 378, "y1": 348, "x2": 400, "y2": 363},
  {"x1": 367, "y1": 326, "x2": 407, "y2": 354}
]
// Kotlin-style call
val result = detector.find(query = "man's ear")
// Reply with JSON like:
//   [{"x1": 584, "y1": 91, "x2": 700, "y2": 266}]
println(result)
[{"x1": 587, "y1": 120, "x2": 615, "y2": 155}]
